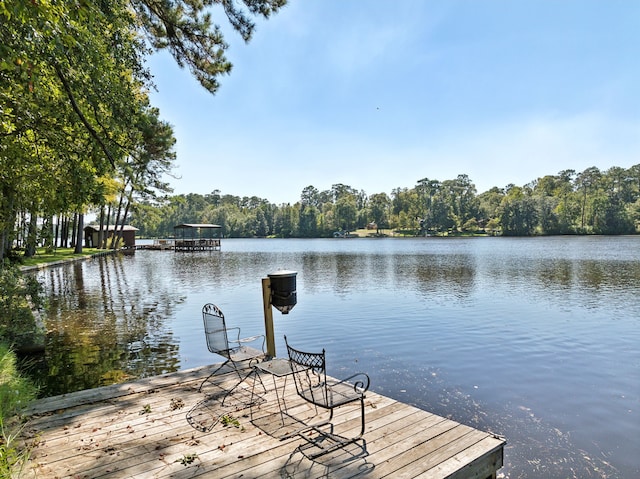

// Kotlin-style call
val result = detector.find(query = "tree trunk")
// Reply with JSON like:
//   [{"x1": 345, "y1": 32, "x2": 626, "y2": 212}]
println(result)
[
  {"x1": 0, "y1": 188, "x2": 20, "y2": 260},
  {"x1": 54, "y1": 214, "x2": 60, "y2": 248},
  {"x1": 116, "y1": 194, "x2": 134, "y2": 248},
  {"x1": 102, "y1": 205, "x2": 112, "y2": 249},
  {"x1": 43, "y1": 215, "x2": 54, "y2": 253},
  {"x1": 59, "y1": 216, "x2": 65, "y2": 248},
  {"x1": 24, "y1": 208, "x2": 38, "y2": 258},
  {"x1": 70, "y1": 213, "x2": 77, "y2": 248},
  {"x1": 74, "y1": 213, "x2": 84, "y2": 254},
  {"x1": 97, "y1": 206, "x2": 105, "y2": 249},
  {"x1": 0, "y1": 227, "x2": 7, "y2": 261},
  {"x1": 62, "y1": 215, "x2": 70, "y2": 248},
  {"x1": 111, "y1": 192, "x2": 126, "y2": 249}
]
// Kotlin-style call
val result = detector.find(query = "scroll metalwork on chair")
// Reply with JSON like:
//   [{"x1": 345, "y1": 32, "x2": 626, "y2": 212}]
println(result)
[
  {"x1": 198, "y1": 303, "x2": 265, "y2": 393},
  {"x1": 284, "y1": 335, "x2": 370, "y2": 457}
]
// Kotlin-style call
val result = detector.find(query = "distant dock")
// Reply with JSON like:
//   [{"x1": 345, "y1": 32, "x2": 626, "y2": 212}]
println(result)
[
  {"x1": 139, "y1": 239, "x2": 175, "y2": 250},
  {"x1": 136, "y1": 238, "x2": 221, "y2": 252},
  {"x1": 174, "y1": 238, "x2": 221, "y2": 251}
]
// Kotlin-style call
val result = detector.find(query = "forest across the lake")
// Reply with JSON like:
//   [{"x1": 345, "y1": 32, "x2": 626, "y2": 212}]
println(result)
[{"x1": 130, "y1": 166, "x2": 640, "y2": 239}]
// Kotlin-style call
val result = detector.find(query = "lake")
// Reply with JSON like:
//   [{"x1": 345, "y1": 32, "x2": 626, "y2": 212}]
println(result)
[{"x1": 30, "y1": 236, "x2": 640, "y2": 478}]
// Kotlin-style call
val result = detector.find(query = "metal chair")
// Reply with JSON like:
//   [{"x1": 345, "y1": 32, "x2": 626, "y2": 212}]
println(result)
[
  {"x1": 284, "y1": 335, "x2": 370, "y2": 457},
  {"x1": 198, "y1": 303, "x2": 265, "y2": 393}
]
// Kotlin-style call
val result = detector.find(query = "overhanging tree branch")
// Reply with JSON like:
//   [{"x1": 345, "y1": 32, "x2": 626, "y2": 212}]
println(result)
[{"x1": 53, "y1": 62, "x2": 116, "y2": 169}]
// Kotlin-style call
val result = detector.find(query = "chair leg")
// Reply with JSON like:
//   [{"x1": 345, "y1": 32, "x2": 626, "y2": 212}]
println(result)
[
  {"x1": 221, "y1": 368, "x2": 251, "y2": 406},
  {"x1": 294, "y1": 399, "x2": 367, "y2": 459},
  {"x1": 221, "y1": 365, "x2": 267, "y2": 406},
  {"x1": 357, "y1": 397, "x2": 366, "y2": 437},
  {"x1": 198, "y1": 360, "x2": 229, "y2": 392},
  {"x1": 249, "y1": 369, "x2": 271, "y2": 421}
]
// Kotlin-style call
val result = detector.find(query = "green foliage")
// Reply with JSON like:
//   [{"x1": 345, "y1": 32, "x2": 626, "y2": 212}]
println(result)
[
  {"x1": 176, "y1": 453, "x2": 198, "y2": 466},
  {"x1": 0, "y1": 344, "x2": 36, "y2": 419},
  {"x1": 0, "y1": 266, "x2": 44, "y2": 350},
  {"x1": 220, "y1": 414, "x2": 243, "y2": 430},
  {"x1": 133, "y1": 0, "x2": 286, "y2": 94},
  {"x1": 0, "y1": 343, "x2": 38, "y2": 478},
  {"x1": 0, "y1": 0, "x2": 286, "y2": 261}
]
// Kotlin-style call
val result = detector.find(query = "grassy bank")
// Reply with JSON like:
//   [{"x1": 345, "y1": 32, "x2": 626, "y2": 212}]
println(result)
[
  {"x1": 18, "y1": 247, "x2": 103, "y2": 268},
  {"x1": 0, "y1": 344, "x2": 37, "y2": 477}
]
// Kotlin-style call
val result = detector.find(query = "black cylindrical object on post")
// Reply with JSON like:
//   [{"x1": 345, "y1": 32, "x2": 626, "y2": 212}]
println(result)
[{"x1": 268, "y1": 270, "x2": 297, "y2": 314}]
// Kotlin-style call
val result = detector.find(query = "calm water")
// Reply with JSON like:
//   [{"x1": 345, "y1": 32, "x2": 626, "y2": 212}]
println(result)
[{"x1": 31, "y1": 237, "x2": 640, "y2": 478}]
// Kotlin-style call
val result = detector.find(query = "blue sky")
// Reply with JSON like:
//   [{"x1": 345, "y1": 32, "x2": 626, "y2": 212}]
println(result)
[{"x1": 147, "y1": 0, "x2": 640, "y2": 205}]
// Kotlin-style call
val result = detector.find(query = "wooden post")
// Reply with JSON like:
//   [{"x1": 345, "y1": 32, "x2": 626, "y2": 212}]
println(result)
[{"x1": 262, "y1": 277, "x2": 276, "y2": 358}]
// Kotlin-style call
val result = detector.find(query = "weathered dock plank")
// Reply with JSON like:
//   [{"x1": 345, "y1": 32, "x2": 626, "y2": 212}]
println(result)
[{"x1": 19, "y1": 363, "x2": 505, "y2": 478}]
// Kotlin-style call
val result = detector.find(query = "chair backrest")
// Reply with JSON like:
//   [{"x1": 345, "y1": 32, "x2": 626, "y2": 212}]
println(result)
[
  {"x1": 202, "y1": 303, "x2": 231, "y2": 358},
  {"x1": 284, "y1": 336, "x2": 329, "y2": 407}
]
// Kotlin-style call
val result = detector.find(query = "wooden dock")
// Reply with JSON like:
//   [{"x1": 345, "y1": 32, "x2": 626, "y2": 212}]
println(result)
[
  {"x1": 174, "y1": 239, "x2": 221, "y2": 252},
  {"x1": 140, "y1": 239, "x2": 175, "y2": 251},
  {"x1": 135, "y1": 239, "x2": 221, "y2": 252},
  {"x1": 19, "y1": 363, "x2": 505, "y2": 478}
]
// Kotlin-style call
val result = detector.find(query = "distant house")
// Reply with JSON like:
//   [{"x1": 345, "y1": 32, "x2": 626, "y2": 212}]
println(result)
[{"x1": 84, "y1": 225, "x2": 139, "y2": 248}]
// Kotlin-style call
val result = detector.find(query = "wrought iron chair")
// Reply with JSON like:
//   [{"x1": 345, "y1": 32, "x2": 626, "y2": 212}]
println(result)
[
  {"x1": 198, "y1": 303, "x2": 266, "y2": 393},
  {"x1": 284, "y1": 335, "x2": 370, "y2": 457}
]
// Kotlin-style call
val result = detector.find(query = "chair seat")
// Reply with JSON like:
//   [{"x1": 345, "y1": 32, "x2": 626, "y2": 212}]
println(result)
[
  {"x1": 298, "y1": 380, "x2": 363, "y2": 409},
  {"x1": 229, "y1": 345, "x2": 264, "y2": 362},
  {"x1": 326, "y1": 378, "x2": 365, "y2": 406}
]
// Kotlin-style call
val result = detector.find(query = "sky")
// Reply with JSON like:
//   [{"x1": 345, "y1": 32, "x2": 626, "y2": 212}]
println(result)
[{"x1": 146, "y1": 0, "x2": 640, "y2": 205}]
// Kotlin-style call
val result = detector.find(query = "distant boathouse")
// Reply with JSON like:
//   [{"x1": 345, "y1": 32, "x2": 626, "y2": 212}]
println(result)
[{"x1": 84, "y1": 224, "x2": 139, "y2": 248}]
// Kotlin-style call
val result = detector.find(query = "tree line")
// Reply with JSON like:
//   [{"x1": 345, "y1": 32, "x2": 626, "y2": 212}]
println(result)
[{"x1": 132, "y1": 165, "x2": 640, "y2": 239}]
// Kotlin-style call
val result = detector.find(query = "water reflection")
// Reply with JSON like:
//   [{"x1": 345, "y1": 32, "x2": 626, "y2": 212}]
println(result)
[
  {"x1": 27, "y1": 237, "x2": 640, "y2": 478},
  {"x1": 31, "y1": 256, "x2": 184, "y2": 396}
]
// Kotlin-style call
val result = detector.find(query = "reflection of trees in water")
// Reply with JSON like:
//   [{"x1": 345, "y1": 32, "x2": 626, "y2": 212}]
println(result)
[
  {"x1": 170, "y1": 252, "x2": 271, "y2": 290},
  {"x1": 299, "y1": 253, "x2": 391, "y2": 296},
  {"x1": 161, "y1": 250, "x2": 476, "y2": 302},
  {"x1": 482, "y1": 257, "x2": 640, "y2": 311},
  {"x1": 535, "y1": 259, "x2": 575, "y2": 289},
  {"x1": 35, "y1": 255, "x2": 185, "y2": 397},
  {"x1": 577, "y1": 260, "x2": 640, "y2": 289},
  {"x1": 333, "y1": 254, "x2": 363, "y2": 296},
  {"x1": 295, "y1": 252, "x2": 478, "y2": 301},
  {"x1": 395, "y1": 254, "x2": 477, "y2": 302},
  {"x1": 299, "y1": 253, "x2": 323, "y2": 294}
]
